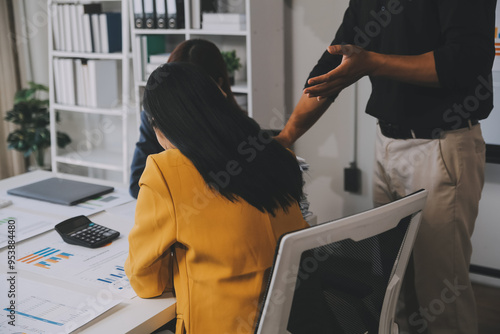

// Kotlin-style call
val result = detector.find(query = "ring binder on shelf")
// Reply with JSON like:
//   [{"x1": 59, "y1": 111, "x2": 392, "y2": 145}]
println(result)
[
  {"x1": 166, "y1": 0, "x2": 184, "y2": 29},
  {"x1": 144, "y1": 0, "x2": 155, "y2": 28},
  {"x1": 166, "y1": 0, "x2": 177, "y2": 28},
  {"x1": 155, "y1": 0, "x2": 167, "y2": 28},
  {"x1": 91, "y1": 14, "x2": 102, "y2": 53},
  {"x1": 133, "y1": 0, "x2": 145, "y2": 28},
  {"x1": 100, "y1": 12, "x2": 122, "y2": 53}
]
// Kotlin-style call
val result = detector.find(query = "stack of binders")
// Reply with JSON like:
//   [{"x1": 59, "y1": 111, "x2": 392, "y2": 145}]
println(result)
[
  {"x1": 53, "y1": 58, "x2": 119, "y2": 109},
  {"x1": 133, "y1": 0, "x2": 185, "y2": 29},
  {"x1": 50, "y1": 3, "x2": 122, "y2": 53}
]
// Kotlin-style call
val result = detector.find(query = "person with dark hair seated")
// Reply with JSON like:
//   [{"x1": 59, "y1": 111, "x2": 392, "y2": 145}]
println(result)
[
  {"x1": 129, "y1": 38, "x2": 246, "y2": 199},
  {"x1": 125, "y1": 63, "x2": 308, "y2": 334}
]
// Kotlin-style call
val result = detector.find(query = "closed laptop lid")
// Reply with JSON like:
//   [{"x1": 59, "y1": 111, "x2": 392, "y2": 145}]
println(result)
[{"x1": 7, "y1": 177, "x2": 114, "y2": 206}]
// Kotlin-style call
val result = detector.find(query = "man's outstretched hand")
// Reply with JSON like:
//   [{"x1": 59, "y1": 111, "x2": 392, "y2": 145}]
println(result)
[{"x1": 304, "y1": 44, "x2": 378, "y2": 99}]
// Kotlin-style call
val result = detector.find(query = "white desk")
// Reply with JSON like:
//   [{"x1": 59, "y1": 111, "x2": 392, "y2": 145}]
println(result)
[{"x1": 0, "y1": 171, "x2": 176, "y2": 334}]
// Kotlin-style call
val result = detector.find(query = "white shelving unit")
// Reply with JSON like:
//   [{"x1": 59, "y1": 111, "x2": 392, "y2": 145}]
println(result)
[
  {"x1": 48, "y1": 0, "x2": 134, "y2": 184},
  {"x1": 129, "y1": 0, "x2": 285, "y2": 130}
]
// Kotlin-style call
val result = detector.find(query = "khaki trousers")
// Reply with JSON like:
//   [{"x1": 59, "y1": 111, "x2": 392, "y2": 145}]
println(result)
[{"x1": 373, "y1": 124, "x2": 485, "y2": 334}]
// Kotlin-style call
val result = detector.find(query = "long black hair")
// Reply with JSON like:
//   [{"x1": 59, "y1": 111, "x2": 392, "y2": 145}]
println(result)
[{"x1": 143, "y1": 63, "x2": 303, "y2": 215}]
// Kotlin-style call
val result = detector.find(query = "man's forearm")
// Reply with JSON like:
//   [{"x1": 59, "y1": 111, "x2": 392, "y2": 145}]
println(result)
[
  {"x1": 279, "y1": 47, "x2": 440, "y2": 147},
  {"x1": 304, "y1": 46, "x2": 441, "y2": 98},
  {"x1": 275, "y1": 93, "x2": 333, "y2": 148}
]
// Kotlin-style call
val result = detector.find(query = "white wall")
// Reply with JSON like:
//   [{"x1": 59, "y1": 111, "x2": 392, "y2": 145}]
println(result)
[
  {"x1": 470, "y1": 164, "x2": 500, "y2": 286},
  {"x1": 284, "y1": 0, "x2": 376, "y2": 224}
]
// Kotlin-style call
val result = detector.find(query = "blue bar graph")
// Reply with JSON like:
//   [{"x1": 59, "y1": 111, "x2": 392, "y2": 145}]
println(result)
[
  {"x1": 96, "y1": 265, "x2": 128, "y2": 290},
  {"x1": 98, "y1": 278, "x2": 113, "y2": 284},
  {"x1": 3, "y1": 308, "x2": 64, "y2": 326}
]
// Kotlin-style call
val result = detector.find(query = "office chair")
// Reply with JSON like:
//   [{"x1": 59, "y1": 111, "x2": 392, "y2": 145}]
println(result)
[{"x1": 254, "y1": 190, "x2": 428, "y2": 334}]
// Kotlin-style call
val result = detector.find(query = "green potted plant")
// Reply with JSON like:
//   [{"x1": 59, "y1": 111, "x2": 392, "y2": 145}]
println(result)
[
  {"x1": 221, "y1": 50, "x2": 242, "y2": 85},
  {"x1": 4, "y1": 82, "x2": 71, "y2": 170}
]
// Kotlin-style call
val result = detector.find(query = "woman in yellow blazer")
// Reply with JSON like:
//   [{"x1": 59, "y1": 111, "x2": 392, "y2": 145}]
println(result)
[{"x1": 125, "y1": 63, "x2": 308, "y2": 334}]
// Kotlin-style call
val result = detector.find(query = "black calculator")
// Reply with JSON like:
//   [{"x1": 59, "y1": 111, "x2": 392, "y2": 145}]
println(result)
[{"x1": 55, "y1": 215, "x2": 120, "y2": 248}]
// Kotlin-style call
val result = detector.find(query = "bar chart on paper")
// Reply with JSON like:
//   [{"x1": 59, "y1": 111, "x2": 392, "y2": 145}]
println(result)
[
  {"x1": 0, "y1": 276, "x2": 121, "y2": 334},
  {"x1": 73, "y1": 263, "x2": 135, "y2": 298},
  {"x1": 18, "y1": 247, "x2": 74, "y2": 269},
  {"x1": 97, "y1": 265, "x2": 127, "y2": 285},
  {"x1": 16, "y1": 231, "x2": 136, "y2": 298}
]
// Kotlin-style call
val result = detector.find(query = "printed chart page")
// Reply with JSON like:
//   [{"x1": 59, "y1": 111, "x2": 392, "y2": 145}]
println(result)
[
  {"x1": 16, "y1": 230, "x2": 136, "y2": 299},
  {"x1": 0, "y1": 276, "x2": 122, "y2": 334},
  {"x1": 0, "y1": 186, "x2": 134, "y2": 249},
  {"x1": 0, "y1": 209, "x2": 60, "y2": 249}
]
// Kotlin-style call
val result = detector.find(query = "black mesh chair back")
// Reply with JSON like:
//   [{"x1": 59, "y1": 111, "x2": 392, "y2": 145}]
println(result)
[{"x1": 255, "y1": 190, "x2": 427, "y2": 334}]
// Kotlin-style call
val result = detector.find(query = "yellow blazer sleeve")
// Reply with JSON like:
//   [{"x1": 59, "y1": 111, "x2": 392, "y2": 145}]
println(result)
[{"x1": 125, "y1": 155, "x2": 177, "y2": 298}]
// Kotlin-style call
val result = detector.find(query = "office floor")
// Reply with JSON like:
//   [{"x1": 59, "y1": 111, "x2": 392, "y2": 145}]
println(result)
[{"x1": 473, "y1": 282, "x2": 500, "y2": 334}]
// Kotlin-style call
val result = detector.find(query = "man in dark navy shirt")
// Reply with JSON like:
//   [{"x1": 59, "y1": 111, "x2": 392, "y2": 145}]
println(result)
[{"x1": 276, "y1": 1, "x2": 496, "y2": 333}]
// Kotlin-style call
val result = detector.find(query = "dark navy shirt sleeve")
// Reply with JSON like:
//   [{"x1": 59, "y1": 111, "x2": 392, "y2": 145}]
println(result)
[
  {"x1": 304, "y1": 0, "x2": 358, "y2": 95},
  {"x1": 129, "y1": 111, "x2": 164, "y2": 198}
]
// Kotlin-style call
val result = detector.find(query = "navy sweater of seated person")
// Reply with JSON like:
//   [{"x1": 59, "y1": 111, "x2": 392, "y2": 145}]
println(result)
[{"x1": 129, "y1": 111, "x2": 164, "y2": 198}]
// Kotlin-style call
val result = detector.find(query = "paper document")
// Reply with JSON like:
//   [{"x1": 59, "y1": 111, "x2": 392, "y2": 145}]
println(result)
[
  {"x1": 0, "y1": 276, "x2": 122, "y2": 333},
  {"x1": 105, "y1": 200, "x2": 136, "y2": 219},
  {"x1": 16, "y1": 230, "x2": 136, "y2": 298},
  {"x1": 0, "y1": 209, "x2": 58, "y2": 249}
]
